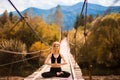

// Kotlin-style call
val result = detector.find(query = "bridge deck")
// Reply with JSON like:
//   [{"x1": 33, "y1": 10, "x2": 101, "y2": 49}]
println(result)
[{"x1": 24, "y1": 38, "x2": 84, "y2": 80}]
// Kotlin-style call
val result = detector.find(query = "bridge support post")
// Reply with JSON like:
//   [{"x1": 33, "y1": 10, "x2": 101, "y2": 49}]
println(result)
[{"x1": 89, "y1": 64, "x2": 92, "y2": 80}]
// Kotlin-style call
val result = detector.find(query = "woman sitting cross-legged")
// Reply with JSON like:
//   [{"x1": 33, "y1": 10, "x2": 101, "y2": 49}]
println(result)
[{"x1": 41, "y1": 41, "x2": 70, "y2": 78}]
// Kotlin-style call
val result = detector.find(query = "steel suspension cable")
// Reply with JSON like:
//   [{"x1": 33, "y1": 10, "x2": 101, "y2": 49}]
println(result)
[
  {"x1": 73, "y1": 0, "x2": 87, "y2": 39},
  {"x1": 0, "y1": 47, "x2": 51, "y2": 55},
  {"x1": 0, "y1": 55, "x2": 39, "y2": 67},
  {"x1": 9, "y1": 19, "x2": 22, "y2": 32},
  {"x1": 84, "y1": 1, "x2": 92, "y2": 80},
  {"x1": 84, "y1": 0, "x2": 88, "y2": 43},
  {"x1": 8, "y1": 0, "x2": 49, "y2": 46},
  {"x1": 71, "y1": 0, "x2": 119, "y2": 45},
  {"x1": 0, "y1": 47, "x2": 51, "y2": 67},
  {"x1": 103, "y1": 0, "x2": 119, "y2": 16},
  {"x1": 73, "y1": 0, "x2": 87, "y2": 68}
]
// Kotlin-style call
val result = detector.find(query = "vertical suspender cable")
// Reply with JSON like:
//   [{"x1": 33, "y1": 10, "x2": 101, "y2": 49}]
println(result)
[
  {"x1": 84, "y1": 0, "x2": 87, "y2": 42},
  {"x1": 84, "y1": 1, "x2": 92, "y2": 80},
  {"x1": 74, "y1": 0, "x2": 87, "y2": 40},
  {"x1": 74, "y1": 0, "x2": 87, "y2": 68}
]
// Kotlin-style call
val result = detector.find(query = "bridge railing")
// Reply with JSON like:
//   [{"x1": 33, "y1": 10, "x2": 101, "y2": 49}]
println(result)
[{"x1": 0, "y1": 47, "x2": 51, "y2": 79}]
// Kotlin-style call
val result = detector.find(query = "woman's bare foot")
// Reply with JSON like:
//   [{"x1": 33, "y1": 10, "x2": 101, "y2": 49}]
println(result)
[
  {"x1": 60, "y1": 71, "x2": 63, "y2": 74},
  {"x1": 56, "y1": 72, "x2": 64, "y2": 76}
]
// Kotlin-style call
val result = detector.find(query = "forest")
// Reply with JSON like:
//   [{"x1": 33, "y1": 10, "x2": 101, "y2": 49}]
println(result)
[
  {"x1": 69, "y1": 13, "x2": 120, "y2": 75},
  {"x1": 0, "y1": 9, "x2": 60, "y2": 76},
  {"x1": 0, "y1": 6, "x2": 120, "y2": 78}
]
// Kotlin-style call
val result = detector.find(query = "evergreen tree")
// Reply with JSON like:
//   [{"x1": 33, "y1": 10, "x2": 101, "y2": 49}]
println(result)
[
  {"x1": 87, "y1": 14, "x2": 94, "y2": 23},
  {"x1": 9, "y1": 12, "x2": 13, "y2": 23},
  {"x1": 74, "y1": 14, "x2": 84, "y2": 30}
]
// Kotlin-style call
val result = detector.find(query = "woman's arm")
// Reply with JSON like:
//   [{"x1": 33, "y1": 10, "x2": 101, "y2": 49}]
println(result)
[
  {"x1": 59, "y1": 54, "x2": 67, "y2": 65},
  {"x1": 44, "y1": 53, "x2": 52, "y2": 66}
]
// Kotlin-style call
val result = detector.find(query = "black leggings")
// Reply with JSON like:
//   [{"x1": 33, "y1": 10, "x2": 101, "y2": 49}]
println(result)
[{"x1": 42, "y1": 67, "x2": 70, "y2": 78}]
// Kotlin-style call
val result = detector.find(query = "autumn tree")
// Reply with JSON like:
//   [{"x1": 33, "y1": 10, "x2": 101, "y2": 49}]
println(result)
[
  {"x1": 87, "y1": 14, "x2": 94, "y2": 23},
  {"x1": 96, "y1": 14, "x2": 100, "y2": 18},
  {"x1": 0, "y1": 10, "x2": 8, "y2": 26},
  {"x1": 78, "y1": 13, "x2": 120, "y2": 67}
]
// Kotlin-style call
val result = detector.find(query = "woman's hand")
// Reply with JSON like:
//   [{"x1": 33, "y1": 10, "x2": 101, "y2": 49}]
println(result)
[
  {"x1": 51, "y1": 63, "x2": 61, "y2": 67},
  {"x1": 55, "y1": 63, "x2": 61, "y2": 66}
]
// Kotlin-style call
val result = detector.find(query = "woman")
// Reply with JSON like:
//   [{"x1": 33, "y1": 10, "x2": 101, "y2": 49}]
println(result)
[{"x1": 41, "y1": 41, "x2": 70, "y2": 78}]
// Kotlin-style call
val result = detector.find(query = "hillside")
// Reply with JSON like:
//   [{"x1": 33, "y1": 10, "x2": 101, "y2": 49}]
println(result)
[{"x1": 13, "y1": 2, "x2": 120, "y2": 30}]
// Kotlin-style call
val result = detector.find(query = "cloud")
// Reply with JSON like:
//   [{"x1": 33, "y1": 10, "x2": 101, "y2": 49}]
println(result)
[
  {"x1": 0, "y1": 0, "x2": 13, "y2": 13},
  {"x1": 0, "y1": 0, "x2": 120, "y2": 14},
  {"x1": 88, "y1": 0, "x2": 120, "y2": 6},
  {"x1": 0, "y1": 0, "x2": 81, "y2": 14}
]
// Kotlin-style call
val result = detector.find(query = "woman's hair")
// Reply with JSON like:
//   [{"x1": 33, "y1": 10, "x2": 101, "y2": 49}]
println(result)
[{"x1": 51, "y1": 41, "x2": 60, "y2": 53}]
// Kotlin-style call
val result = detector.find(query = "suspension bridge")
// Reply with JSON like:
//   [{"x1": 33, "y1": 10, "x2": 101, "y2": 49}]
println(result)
[
  {"x1": 0, "y1": 37, "x2": 84, "y2": 80},
  {"x1": 0, "y1": 0, "x2": 119, "y2": 80},
  {"x1": 24, "y1": 37, "x2": 84, "y2": 80},
  {"x1": 0, "y1": 37, "x2": 85, "y2": 80},
  {"x1": 0, "y1": 0, "x2": 88, "y2": 79}
]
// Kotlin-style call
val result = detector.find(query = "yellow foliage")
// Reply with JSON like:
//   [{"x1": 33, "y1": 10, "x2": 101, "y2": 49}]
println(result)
[
  {"x1": 29, "y1": 41, "x2": 49, "y2": 52},
  {"x1": 102, "y1": 13, "x2": 120, "y2": 21},
  {"x1": 29, "y1": 41, "x2": 50, "y2": 60}
]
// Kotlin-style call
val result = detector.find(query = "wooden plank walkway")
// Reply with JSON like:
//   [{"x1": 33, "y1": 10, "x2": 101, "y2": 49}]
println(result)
[{"x1": 24, "y1": 38, "x2": 84, "y2": 80}]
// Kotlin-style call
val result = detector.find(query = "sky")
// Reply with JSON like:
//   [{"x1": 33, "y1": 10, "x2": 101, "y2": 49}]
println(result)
[{"x1": 0, "y1": 0, "x2": 120, "y2": 14}]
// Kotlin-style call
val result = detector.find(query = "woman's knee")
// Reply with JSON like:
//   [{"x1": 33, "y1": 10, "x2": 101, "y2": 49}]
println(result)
[
  {"x1": 66, "y1": 72, "x2": 70, "y2": 77},
  {"x1": 42, "y1": 72, "x2": 55, "y2": 78},
  {"x1": 59, "y1": 71, "x2": 70, "y2": 77},
  {"x1": 41, "y1": 73, "x2": 47, "y2": 78}
]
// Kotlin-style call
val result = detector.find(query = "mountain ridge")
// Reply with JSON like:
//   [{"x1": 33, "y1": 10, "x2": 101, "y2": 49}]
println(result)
[{"x1": 14, "y1": 2, "x2": 120, "y2": 30}]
